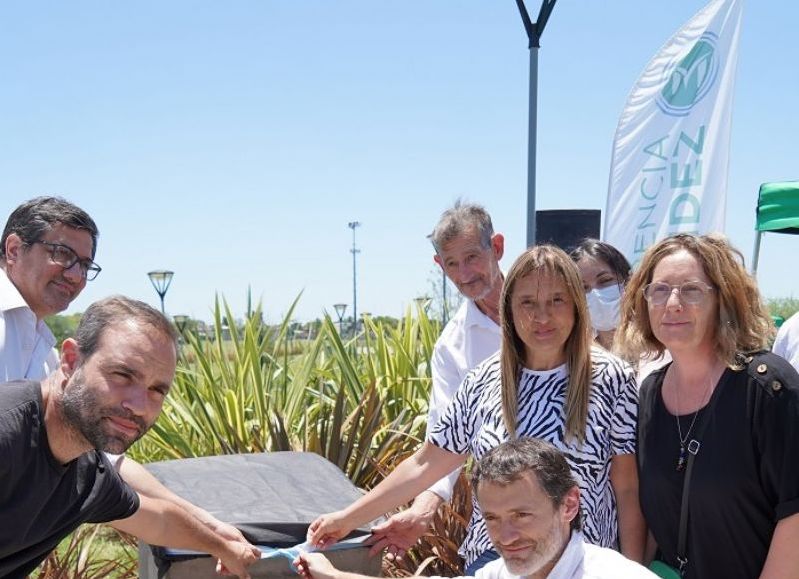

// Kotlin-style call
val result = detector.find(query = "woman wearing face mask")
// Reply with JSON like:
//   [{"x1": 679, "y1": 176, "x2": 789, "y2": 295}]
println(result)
[{"x1": 571, "y1": 239, "x2": 631, "y2": 351}]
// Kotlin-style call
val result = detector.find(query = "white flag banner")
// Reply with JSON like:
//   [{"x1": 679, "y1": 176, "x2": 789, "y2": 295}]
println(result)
[{"x1": 604, "y1": 0, "x2": 743, "y2": 266}]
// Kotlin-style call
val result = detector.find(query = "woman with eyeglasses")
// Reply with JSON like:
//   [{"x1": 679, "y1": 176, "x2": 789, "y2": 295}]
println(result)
[
  {"x1": 570, "y1": 239, "x2": 631, "y2": 351},
  {"x1": 308, "y1": 245, "x2": 645, "y2": 573},
  {"x1": 616, "y1": 233, "x2": 799, "y2": 579}
]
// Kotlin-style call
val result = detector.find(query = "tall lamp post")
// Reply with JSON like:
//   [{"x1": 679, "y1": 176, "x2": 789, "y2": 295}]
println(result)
[
  {"x1": 333, "y1": 303, "x2": 347, "y2": 335},
  {"x1": 515, "y1": 0, "x2": 557, "y2": 247},
  {"x1": 148, "y1": 270, "x2": 174, "y2": 314},
  {"x1": 348, "y1": 221, "x2": 361, "y2": 335}
]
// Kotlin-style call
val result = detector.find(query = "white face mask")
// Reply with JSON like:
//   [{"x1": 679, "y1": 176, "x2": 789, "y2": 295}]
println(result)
[{"x1": 586, "y1": 284, "x2": 622, "y2": 332}]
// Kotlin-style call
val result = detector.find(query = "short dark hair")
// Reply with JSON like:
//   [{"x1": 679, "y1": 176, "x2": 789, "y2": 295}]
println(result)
[
  {"x1": 1, "y1": 196, "x2": 99, "y2": 259},
  {"x1": 570, "y1": 238, "x2": 632, "y2": 286},
  {"x1": 428, "y1": 199, "x2": 494, "y2": 253},
  {"x1": 471, "y1": 437, "x2": 582, "y2": 531},
  {"x1": 75, "y1": 296, "x2": 179, "y2": 360}
]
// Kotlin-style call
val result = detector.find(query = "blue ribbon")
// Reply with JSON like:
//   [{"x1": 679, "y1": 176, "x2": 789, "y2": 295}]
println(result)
[{"x1": 258, "y1": 535, "x2": 370, "y2": 573}]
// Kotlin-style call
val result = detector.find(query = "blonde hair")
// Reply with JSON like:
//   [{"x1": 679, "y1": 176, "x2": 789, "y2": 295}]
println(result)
[
  {"x1": 500, "y1": 245, "x2": 593, "y2": 441},
  {"x1": 616, "y1": 233, "x2": 773, "y2": 367}
]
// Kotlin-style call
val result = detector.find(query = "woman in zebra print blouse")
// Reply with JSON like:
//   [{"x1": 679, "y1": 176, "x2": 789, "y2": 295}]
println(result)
[{"x1": 308, "y1": 245, "x2": 646, "y2": 572}]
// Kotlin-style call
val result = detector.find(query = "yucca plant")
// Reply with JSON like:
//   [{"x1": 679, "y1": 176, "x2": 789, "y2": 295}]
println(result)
[{"x1": 130, "y1": 297, "x2": 436, "y2": 491}]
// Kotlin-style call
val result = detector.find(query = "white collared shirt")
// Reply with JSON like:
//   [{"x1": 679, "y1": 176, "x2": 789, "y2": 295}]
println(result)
[
  {"x1": 773, "y1": 312, "x2": 799, "y2": 372},
  {"x1": 0, "y1": 268, "x2": 59, "y2": 382},
  {"x1": 467, "y1": 532, "x2": 657, "y2": 579},
  {"x1": 426, "y1": 298, "x2": 501, "y2": 501}
]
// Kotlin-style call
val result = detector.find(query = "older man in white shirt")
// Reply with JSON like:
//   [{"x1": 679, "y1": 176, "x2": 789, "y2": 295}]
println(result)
[{"x1": 368, "y1": 201, "x2": 505, "y2": 558}]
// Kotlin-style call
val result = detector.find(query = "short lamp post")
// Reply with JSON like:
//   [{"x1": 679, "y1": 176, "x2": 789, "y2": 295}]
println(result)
[
  {"x1": 173, "y1": 314, "x2": 190, "y2": 340},
  {"x1": 414, "y1": 296, "x2": 432, "y2": 316},
  {"x1": 148, "y1": 270, "x2": 174, "y2": 314},
  {"x1": 333, "y1": 303, "x2": 347, "y2": 335}
]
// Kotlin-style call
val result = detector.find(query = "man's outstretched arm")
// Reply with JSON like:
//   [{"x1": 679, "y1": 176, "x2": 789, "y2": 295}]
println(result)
[
  {"x1": 117, "y1": 456, "x2": 248, "y2": 543},
  {"x1": 111, "y1": 494, "x2": 260, "y2": 578}
]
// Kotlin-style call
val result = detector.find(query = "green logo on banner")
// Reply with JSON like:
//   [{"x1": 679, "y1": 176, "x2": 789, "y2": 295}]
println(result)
[{"x1": 657, "y1": 33, "x2": 719, "y2": 117}]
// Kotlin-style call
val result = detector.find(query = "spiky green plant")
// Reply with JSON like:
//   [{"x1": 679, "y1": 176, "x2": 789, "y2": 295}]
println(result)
[{"x1": 130, "y1": 297, "x2": 436, "y2": 491}]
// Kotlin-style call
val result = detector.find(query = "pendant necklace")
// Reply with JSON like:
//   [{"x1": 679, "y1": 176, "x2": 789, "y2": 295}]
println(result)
[{"x1": 672, "y1": 366, "x2": 715, "y2": 472}]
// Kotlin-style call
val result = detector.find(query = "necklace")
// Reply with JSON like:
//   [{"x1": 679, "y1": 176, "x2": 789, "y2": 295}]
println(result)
[{"x1": 671, "y1": 366, "x2": 715, "y2": 472}]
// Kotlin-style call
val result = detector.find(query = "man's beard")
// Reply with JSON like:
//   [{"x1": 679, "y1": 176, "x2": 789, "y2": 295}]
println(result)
[
  {"x1": 498, "y1": 523, "x2": 566, "y2": 577},
  {"x1": 60, "y1": 370, "x2": 149, "y2": 454}
]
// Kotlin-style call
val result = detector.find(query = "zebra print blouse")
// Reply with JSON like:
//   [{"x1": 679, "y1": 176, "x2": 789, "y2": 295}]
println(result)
[{"x1": 427, "y1": 347, "x2": 638, "y2": 567}]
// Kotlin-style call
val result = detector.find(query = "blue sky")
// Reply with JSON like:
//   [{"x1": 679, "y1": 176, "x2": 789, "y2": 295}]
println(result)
[{"x1": 1, "y1": 1, "x2": 796, "y2": 323}]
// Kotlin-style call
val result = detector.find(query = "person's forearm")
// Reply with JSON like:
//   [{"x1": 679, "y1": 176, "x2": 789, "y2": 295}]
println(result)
[
  {"x1": 118, "y1": 457, "x2": 223, "y2": 528},
  {"x1": 111, "y1": 497, "x2": 229, "y2": 557},
  {"x1": 610, "y1": 454, "x2": 646, "y2": 563},
  {"x1": 615, "y1": 487, "x2": 646, "y2": 562},
  {"x1": 424, "y1": 466, "x2": 460, "y2": 503},
  {"x1": 411, "y1": 490, "x2": 444, "y2": 518},
  {"x1": 114, "y1": 496, "x2": 258, "y2": 577},
  {"x1": 759, "y1": 514, "x2": 799, "y2": 579},
  {"x1": 340, "y1": 443, "x2": 464, "y2": 527},
  {"x1": 644, "y1": 531, "x2": 658, "y2": 566}
]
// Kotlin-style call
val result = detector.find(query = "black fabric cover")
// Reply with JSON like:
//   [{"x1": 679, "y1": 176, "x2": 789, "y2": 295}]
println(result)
[{"x1": 144, "y1": 451, "x2": 370, "y2": 556}]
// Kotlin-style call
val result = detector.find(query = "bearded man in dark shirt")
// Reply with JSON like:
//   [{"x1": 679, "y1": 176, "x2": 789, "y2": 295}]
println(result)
[{"x1": 0, "y1": 295, "x2": 259, "y2": 578}]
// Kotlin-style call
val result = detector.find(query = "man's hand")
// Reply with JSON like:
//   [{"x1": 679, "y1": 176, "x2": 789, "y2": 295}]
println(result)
[
  {"x1": 307, "y1": 510, "x2": 352, "y2": 549},
  {"x1": 215, "y1": 540, "x2": 261, "y2": 578},
  {"x1": 366, "y1": 490, "x2": 442, "y2": 559},
  {"x1": 293, "y1": 552, "x2": 339, "y2": 579},
  {"x1": 366, "y1": 509, "x2": 432, "y2": 560}
]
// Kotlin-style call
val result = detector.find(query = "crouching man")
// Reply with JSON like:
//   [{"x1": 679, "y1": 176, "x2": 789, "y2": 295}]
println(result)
[
  {"x1": 0, "y1": 296, "x2": 260, "y2": 578},
  {"x1": 295, "y1": 438, "x2": 655, "y2": 579}
]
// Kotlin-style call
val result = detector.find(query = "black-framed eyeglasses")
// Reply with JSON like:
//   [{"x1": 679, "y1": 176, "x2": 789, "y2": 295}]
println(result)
[
  {"x1": 35, "y1": 241, "x2": 102, "y2": 281},
  {"x1": 642, "y1": 281, "x2": 714, "y2": 306}
]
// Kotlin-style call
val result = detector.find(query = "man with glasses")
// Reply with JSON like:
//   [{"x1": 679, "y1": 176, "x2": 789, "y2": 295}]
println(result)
[
  {"x1": 0, "y1": 196, "x2": 251, "y2": 556},
  {"x1": 0, "y1": 196, "x2": 100, "y2": 381}
]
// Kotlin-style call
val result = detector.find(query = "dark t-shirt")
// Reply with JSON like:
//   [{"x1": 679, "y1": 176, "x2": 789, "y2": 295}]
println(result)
[
  {"x1": 638, "y1": 352, "x2": 799, "y2": 579},
  {"x1": 0, "y1": 380, "x2": 140, "y2": 578}
]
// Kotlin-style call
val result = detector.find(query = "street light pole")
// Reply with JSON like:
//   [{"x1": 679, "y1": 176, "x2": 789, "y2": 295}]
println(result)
[
  {"x1": 348, "y1": 221, "x2": 361, "y2": 335},
  {"x1": 515, "y1": 0, "x2": 557, "y2": 247},
  {"x1": 333, "y1": 303, "x2": 347, "y2": 335},
  {"x1": 147, "y1": 270, "x2": 174, "y2": 314}
]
